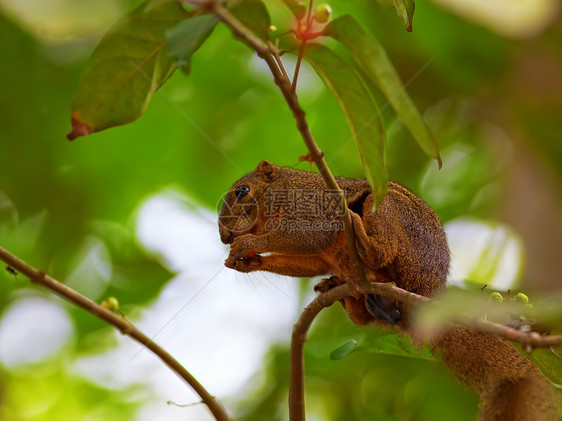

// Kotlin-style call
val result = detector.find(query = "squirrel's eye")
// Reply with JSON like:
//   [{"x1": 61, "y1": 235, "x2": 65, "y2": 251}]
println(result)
[{"x1": 235, "y1": 185, "x2": 250, "y2": 200}]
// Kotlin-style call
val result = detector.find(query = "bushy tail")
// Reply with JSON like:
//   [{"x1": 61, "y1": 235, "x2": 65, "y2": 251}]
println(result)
[{"x1": 435, "y1": 326, "x2": 560, "y2": 421}]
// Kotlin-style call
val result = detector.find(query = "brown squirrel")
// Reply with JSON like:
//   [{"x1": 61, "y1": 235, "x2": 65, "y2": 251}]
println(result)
[{"x1": 219, "y1": 160, "x2": 560, "y2": 420}]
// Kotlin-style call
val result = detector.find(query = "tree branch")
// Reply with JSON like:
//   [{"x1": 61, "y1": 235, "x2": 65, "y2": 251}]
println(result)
[
  {"x1": 0, "y1": 245, "x2": 231, "y2": 421},
  {"x1": 472, "y1": 318, "x2": 562, "y2": 351}
]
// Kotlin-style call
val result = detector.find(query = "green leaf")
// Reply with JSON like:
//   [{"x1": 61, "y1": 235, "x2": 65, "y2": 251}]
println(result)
[
  {"x1": 330, "y1": 339, "x2": 359, "y2": 360},
  {"x1": 514, "y1": 345, "x2": 562, "y2": 390},
  {"x1": 67, "y1": 0, "x2": 190, "y2": 140},
  {"x1": 303, "y1": 44, "x2": 388, "y2": 207},
  {"x1": 362, "y1": 334, "x2": 435, "y2": 361},
  {"x1": 329, "y1": 335, "x2": 434, "y2": 361},
  {"x1": 166, "y1": 13, "x2": 219, "y2": 74},
  {"x1": 230, "y1": 0, "x2": 272, "y2": 42},
  {"x1": 392, "y1": 0, "x2": 415, "y2": 32},
  {"x1": 327, "y1": 15, "x2": 441, "y2": 167}
]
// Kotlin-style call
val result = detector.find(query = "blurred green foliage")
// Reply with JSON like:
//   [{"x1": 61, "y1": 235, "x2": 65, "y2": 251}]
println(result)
[
  {"x1": 1, "y1": 0, "x2": 561, "y2": 420},
  {"x1": 236, "y1": 304, "x2": 479, "y2": 421}
]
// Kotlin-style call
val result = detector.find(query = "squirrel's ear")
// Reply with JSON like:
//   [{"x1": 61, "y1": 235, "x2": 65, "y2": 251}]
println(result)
[{"x1": 256, "y1": 160, "x2": 276, "y2": 177}]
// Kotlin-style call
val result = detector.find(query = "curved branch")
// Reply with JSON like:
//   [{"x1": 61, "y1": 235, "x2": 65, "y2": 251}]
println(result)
[
  {"x1": 0, "y1": 246, "x2": 231, "y2": 421},
  {"x1": 289, "y1": 284, "x2": 350, "y2": 421},
  {"x1": 289, "y1": 281, "x2": 562, "y2": 421}
]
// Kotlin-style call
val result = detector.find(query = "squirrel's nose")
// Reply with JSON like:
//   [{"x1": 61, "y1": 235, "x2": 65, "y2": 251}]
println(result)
[{"x1": 219, "y1": 226, "x2": 233, "y2": 244}]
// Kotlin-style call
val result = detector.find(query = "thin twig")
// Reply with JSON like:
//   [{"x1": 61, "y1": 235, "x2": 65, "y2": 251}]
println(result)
[
  {"x1": 291, "y1": 0, "x2": 314, "y2": 92},
  {"x1": 0, "y1": 246, "x2": 231, "y2": 421},
  {"x1": 209, "y1": 1, "x2": 367, "y2": 290},
  {"x1": 269, "y1": 41, "x2": 289, "y2": 79},
  {"x1": 207, "y1": 6, "x2": 414, "y2": 419},
  {"x1": 291, "y1": 40, "x2": 306, "y2": 92},
  {"x1": 363, "y1": 273, "x2": 430, "y2": 305},
  {"x1": 472, "y1": 318, "x2": 562, "y2": 350}
]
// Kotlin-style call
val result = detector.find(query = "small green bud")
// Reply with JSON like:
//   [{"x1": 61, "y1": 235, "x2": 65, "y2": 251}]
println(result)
[
  {"x1": 514, "y1": 292, "x2": 529, "y2": 304},
  {"x1": 313, "y1": 4, "x2": 332, "y2": 24},
  {"x1": 489, "y1": 291, "x2": 504, "y2": 304},
  {"x1": 101, "y1": 296, "x2": 120, "y2": 312}
]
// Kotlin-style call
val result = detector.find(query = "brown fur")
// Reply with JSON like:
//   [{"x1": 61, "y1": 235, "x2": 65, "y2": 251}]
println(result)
[
  {"x1": 437, "y1": 326, "x2": 560, "y2": 420},
  {"x1": 219, "y1": 160, "x2": 559, "y2": 420}
]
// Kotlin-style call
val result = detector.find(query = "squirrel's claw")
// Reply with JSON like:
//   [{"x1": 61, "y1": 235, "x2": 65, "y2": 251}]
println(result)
[{"x1": 314, "y1": 276, "x2": 342, "y2": 293}]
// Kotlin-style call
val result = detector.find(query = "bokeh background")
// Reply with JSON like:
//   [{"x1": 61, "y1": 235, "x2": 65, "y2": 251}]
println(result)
[{"x1": 0, "y1": 0, "x2": 561, "y2": 419}]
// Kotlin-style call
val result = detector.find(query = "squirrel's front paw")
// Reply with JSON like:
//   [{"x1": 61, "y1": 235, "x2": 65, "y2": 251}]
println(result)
[
  {"x1": 225, "y1": 253, "x2": 262, "y2": 272},
  {"x1": 228, "y1": 235, "x2": 257, "y2": 260},
  {"x1": 225, "y1": 235, "x2": 262, "y2": 272}
]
